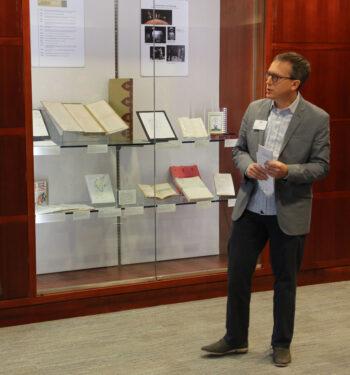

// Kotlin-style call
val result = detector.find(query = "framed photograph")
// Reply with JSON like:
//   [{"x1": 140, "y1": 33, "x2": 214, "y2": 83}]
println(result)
[
  {"x1": 136, "y1": 110, "x2": 177, "y2": 142},
  {"x1": 208, "y1": 111, "x2": 224, "y2": 134}
]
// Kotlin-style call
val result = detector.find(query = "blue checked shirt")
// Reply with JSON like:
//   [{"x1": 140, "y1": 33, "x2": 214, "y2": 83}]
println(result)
[{"x1": 247, "y1": 93, "x2": 300, "y2": 215}]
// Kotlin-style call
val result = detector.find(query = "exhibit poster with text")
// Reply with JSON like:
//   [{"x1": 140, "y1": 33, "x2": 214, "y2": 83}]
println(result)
[
  {"x1": 141, "y1": 0, "x2": 189, "y2": 76},
  {"x1": 30, "y1": 0, "x2": 85, "y2": 67}
]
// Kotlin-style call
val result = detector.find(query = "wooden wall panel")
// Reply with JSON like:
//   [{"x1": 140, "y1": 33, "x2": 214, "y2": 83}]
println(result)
[
  {"x1": 0, "y1": 1, "x2": 22, "y2": 37},
  {"x1": 0, "y1": 46, "x2": 25, "y2": 128},
  {"x1": 302, "y1": 196, "x2": 350, "y2": 269},
  {"x1": 219, "y1": 0, "x2": 257, "y2": 252},
  {"x1": 220, "y1": 0, "x2": 255, "y2": 133},
  {"x1": 314, "y1": 121, "x2": 350, "y2": 193},
  {"x1": 271, "y1": 0, "x2": 350, "y2": 44},
  {"x1": 271, "y1": 47, "x2": 350, "y2": 119},
  {"x1": 0, "y1": 136, "x2": 28, "y2": 216},
  {"x1": 266, "y1": 0, "x2": 350, "y2": 271},
  {"x1": 0, "y1": 0, "x2": 35, "y2": 302},
  {"x1": 0, "y1": 222, "x2": 30, "y2": 299}
]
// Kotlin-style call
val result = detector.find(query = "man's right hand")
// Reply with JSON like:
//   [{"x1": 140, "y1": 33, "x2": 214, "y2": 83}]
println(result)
[{"x1": 246, "y1": 163, "x2": 268, "y2": 180}]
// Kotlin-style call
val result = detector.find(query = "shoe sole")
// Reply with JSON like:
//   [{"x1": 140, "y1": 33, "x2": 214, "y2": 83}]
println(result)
[
  {"x1": 274, "y1": 361, "x2": 291, "y2": 367},
  {"x1": 202, "y1": 348, "x2": 248, "y2": 356}
]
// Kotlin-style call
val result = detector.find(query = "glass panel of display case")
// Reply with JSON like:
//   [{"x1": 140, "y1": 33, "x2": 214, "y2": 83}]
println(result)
[
  {"x1": 31, "y1": 0, "x2": 265, "y2": 293},
  {"x1": 32, "y1": 0, "x2": 157, "y2": 294},
  {"x1": 153, "y1": 0, "x2": 265, "y2": 279}
]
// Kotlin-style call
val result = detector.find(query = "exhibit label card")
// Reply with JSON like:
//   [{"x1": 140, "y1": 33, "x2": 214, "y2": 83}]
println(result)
[
  {"x1": 33, "y1": 110, "x2": 49, "y2": 137},
  {"x1": 30, "y1": 0, "x2": 85, "y2": 67},
  {"x1": 141, "y1": 0, "x2": 189, "y2": 76}
]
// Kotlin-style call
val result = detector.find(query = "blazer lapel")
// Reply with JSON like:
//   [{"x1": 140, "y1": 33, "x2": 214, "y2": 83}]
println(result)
[{"x1": 279, "y1": 97, "x2": 306, "y2": 156}]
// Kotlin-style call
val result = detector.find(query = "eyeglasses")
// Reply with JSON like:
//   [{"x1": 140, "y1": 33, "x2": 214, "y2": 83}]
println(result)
[{"x1": 265, "y1": 71, "x2": 295, "y2": 84}]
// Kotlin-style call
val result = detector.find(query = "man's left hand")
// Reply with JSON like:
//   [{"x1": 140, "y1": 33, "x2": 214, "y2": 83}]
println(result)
[{"x1": 265, "y1": 161, "x2": 288, "y2": 179}]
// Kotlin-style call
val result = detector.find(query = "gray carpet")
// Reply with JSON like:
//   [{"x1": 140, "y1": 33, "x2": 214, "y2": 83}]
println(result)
[{"x1": 1, "y1": 281, "x2": 350, "y2": 374}]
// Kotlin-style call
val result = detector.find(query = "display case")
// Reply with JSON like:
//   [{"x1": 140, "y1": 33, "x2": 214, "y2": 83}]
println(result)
[{"x1": 30, "y1": 0, "x2": 262, "y2": 295}]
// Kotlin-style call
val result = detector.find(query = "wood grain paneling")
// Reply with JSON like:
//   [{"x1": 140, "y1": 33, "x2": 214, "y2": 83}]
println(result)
[
  {"x1": 219, "y1": 0, "x2": 258, "y2": 251},
  {"x1": 271, "y1": 0, "x2": 350, "y2": 44},
  {"x1": 1, "y1": 265, "x2": 350, "y2": 327},
  {"x1": 0, "y1": 46, "x2": 25, "y2": 128},
  {"x1": 314, "y1": 120, "x2": 350, "y2": 193},
  {"x1": 302, "y1": 196, "x2": 350, "y2": 269},
  {"x1": 0, "y1": 1, "x2": 22, "y2": 37},
  {"x1": 220, "y1": 0, "x2": 255, "y2": 132},
  {"x1": 0, "y1": 136, "x2": 28, "y2": 216},
  {"x1": 272, "y1": 47, "x2": 350, "y2": 119},
  {"x1": 264, "y1": 0, "x2": 350, "y2": 276},
  {"x1": 0, "y1": 222, "x2": 30, "y2": 299}
]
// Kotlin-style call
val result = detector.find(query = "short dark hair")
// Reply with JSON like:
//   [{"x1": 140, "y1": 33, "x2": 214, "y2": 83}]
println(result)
[{"x1": 274, "y1": 52, "x2": 311, "y2": 90}]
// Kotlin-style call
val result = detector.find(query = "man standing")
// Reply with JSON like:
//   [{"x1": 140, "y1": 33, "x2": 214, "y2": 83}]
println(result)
[{"x1": 201, "y1": 52, "x2": 330, "y2": 367}]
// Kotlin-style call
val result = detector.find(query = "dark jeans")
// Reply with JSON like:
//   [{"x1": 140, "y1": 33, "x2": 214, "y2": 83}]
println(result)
[{"x1": 224, "y1": 210, "x2": 305, "y2": 348}]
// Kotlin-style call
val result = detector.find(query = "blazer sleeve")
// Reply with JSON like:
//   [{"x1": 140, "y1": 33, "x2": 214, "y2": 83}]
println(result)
[{"x1": 285, "y1": 114, "x2": 330, "y2": 184}]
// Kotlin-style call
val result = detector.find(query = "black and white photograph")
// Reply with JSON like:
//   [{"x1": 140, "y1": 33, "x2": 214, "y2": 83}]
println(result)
[
  {"x1": 167, "y1": 45, "x2": 185, "y2": 62},
  {"x1": 167, "y1": 26, "x2": 176, "y2": 41},
  {"x1": 141, "y1": 0, "x2": 188, "y2": 76},
  {"x1": 145, "y1": 26, "x2": 166, "y2": 44},
  {"x1": 141, "y1": 9, "x2": 173, "y2": 25},
  {"x1": 150, "y1": 46, "x2": 166, "y2": 60}
]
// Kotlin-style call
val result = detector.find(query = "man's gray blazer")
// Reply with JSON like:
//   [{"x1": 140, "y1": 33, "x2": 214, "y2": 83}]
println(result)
[{"x1": 232, "y1": 95, "x2": 330, "y2": 236}]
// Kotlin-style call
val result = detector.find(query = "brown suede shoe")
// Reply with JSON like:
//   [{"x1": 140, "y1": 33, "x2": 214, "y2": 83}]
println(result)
[
  {"x1": 201, "y1": 338, "x2": 248, "y2": 355},
  {"x1": 273, "y1": 347, "x2": 291, "y2": 367}
]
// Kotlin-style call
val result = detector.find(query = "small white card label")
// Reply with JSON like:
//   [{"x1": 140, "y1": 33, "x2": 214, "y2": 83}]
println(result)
[
  {"x1": 36, "y1": 212, "x2": 66, "y2": 224},
  {"x1": 98, "y1": 207, "x2": 122, "y2": 218},
  {"x1": 87, "y1": 144, "x2": 108, "y2": 154},
  {"x1": 228, "y1": 199, "x2": 237, "y2": 207},
  {"x1": 118, "y1": 190, "x2": 137, "y2": 205},
  {"x1": 124, "y1": 206, "x2": 144, "y2": 216},
  {"x1": 253, "y1": 120, "x2": 267, "y2": 130},
  {"x1": 224, "y1": 139, "x2": 238, "y2": 148},
  {"x1": 196, "y1": 200, "x2": 212, "y2": 209},
  {"x1": 33, "y1": 145, "x2": 61, "y2": 156},
  {"x1": 195, "y1": 139, "x2": 210, "y2": 148},
  {"x1": 73, "y1": 211, "x2": 91, "y2": 221},
  {"x1": 157, "y1": 204, "x2": 176, "y2": 213},
  {"x1": 156, "y1": 140, "x2": 181, "y2": 150}
]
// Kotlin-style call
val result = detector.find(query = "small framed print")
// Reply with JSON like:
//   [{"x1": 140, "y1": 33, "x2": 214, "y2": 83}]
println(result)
[
  {"x1": 136, "y1": 110, "x2": 178, "y2": 142},
  {"x1": 208, "y1": 111, "x2": 224, "y2": 134}
]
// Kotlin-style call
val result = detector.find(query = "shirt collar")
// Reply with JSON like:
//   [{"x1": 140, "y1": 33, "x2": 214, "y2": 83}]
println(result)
[{"x1": 270, "y1": 92, "x2": 300, "y2": 114}]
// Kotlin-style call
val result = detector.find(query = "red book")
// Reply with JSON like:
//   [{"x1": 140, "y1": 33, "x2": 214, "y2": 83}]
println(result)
[{"x1": 170, "y1": 165, "x2": 201, "y2": 195}]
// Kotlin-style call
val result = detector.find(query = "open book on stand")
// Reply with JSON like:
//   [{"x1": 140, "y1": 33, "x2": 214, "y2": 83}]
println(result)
[
  {"x1": 137, "y1": 183, "x2": 178, "y2": 200},
  {"x1": 174, "y1": 176, "x2": 213, "y2": 202},
  {"x1": 177, "y1": 117, "x2": 208, "y2": 138},
  {"x1": 42, "y1": 100, "x2": 129, "y2": 135},
  {"x1": 170, "y1": 165, "x2": 201, "y2": 195}
]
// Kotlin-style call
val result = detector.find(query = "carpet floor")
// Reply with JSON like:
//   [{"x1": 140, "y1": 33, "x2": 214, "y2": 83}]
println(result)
[{"x1": 1, "y1": 280, "x2": 350, "y2": 374}]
